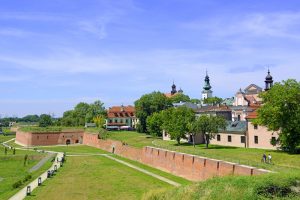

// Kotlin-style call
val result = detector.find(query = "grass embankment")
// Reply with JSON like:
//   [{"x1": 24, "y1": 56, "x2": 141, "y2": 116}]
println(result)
[
  {"x1": 0, "y1": 135, "x2": 15, "y2": 143},
  {"x1": 19, "y1": 126, "x2": 84, "y2": 133},
  {"x1": 107, "y1": 131, "x2": 156, "y2": 148},
  {"x1": 0, "y1": 148, "x2": 54, "y2": 199},
  {"x1": 143, "y1": 171, "x2": 300, "y2": 200},
  {"x1": 38, "y1": 145, "x2": 108, "y2": 154},
  {"x1": 25, "y1": 155, "x2": 176, "y2": 200},
  {"x1": 106, "y1": 131, "x2": 300, "y2": 172}
]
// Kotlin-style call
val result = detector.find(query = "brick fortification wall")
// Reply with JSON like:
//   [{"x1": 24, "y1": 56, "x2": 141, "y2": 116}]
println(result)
[
  {"x1": 83, "y1": 132, "x2": 269, "y2": 181},
  {"x1": 16, "y1": 131, "x2": 84, "y2": 147}
]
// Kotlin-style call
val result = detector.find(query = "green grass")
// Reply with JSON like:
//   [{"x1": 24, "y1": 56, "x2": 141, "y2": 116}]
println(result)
[
  {"x1": 25, "y1": 155, "x2": 176, "y2": 200},
  {"x1": 143, "y1": 171, "x2": 300, "y2": 200},
  {"x1": 37, "y1": 145, "x2": 109, "y2": 154},
  {"x1": 107, "y1": 131, "x2": 156, "y2": 148},
  {"x1": 0, "y1": 149, "x2": 54, "y2": 199},
  {"x1": 19, "y1": 126, "x2": 84, "y2": 133},
  {"x1": 0, "y1": 135, "x2": 15, "y2": 143},
  {"x1": 106, "y1": 131, "x2": 300, "y2": 172}
]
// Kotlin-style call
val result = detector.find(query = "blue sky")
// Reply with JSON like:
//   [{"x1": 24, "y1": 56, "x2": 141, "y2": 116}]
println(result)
[{"x1": 1, "y1": 0, "x2": 300, "y2": 117}]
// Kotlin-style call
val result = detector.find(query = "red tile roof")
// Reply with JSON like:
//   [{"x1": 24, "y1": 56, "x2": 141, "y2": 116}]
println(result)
[
  {"x1": 197, "y1": 105, "x2": 231, "y2": 113},
  {"x1": 107, "y1": 105, "x2": 136, "y2": 118},
  {"x1": 164, "y1": 93, "x2": 179, "y2": 98}
]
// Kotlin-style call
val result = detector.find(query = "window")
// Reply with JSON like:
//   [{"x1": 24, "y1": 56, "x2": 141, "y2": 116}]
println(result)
[
  {"x1": 47, "y1": 136, "x2": 48, "y2": 139},
  {"x1": 254, "y1": 124, "x2": 258, "y2": 129},
  {"x1": 241, "y1": 136, "x2": 245, "y2": 143},
  {"x1": 254, "y1": 136, "x2": 258, "y2": 144},
  {"x1": 109, "y1": 119, "x2": 112, "y2": 123},
  {"x1": 114, "y1": 119, "x2": 117, "y2": 123},
  {"x1": 217, "y1": 134, "x2": 221, "y2": 141},
  {"x1": 120, "y1": 119, "x2": 123, "y2": 123},
  {"x1": 126, "y1": 119, "x2": 128, "y2": 123},
  {"x1": 237, "y1": 115, "x2": 241, "y2": 121},
  {"x1": 228, "y1": 135, "x2": 232, "y2": 142}
]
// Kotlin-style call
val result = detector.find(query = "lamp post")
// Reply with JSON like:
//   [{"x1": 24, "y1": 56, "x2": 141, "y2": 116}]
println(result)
[
  {"x1": 54, "y1": 165, "x2": 57, "y2": 172},
  {"x1": 38, "y1": 177, "x2": 42, "y2": 186},
  {"x1": 26, "y1": 186, "x2": 31, "y2": 196}
]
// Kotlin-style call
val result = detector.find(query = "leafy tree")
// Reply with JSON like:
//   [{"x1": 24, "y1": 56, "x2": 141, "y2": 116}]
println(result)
[
  {"x1": 135, "y1": 91, "x2": 171, "y2": 133},
  {"x1": 93, "y1": 115, "x2": 106, "y2": 128},
  {"x1": 190, "y1": 115, "x2": 226, "y2": 148},
  {"x1": 39, "y1": 114, "x2": 53, "y2": 127},
  {"x1": 146, "y1": 112, "x2": 163, "y2": 137},
  {"x1": 256, "y1": 79, "x2": 300, "y2": 153},
  {"x1": 162, "y1": 106, "x2": 195, "y2": 144},
  {"x1": 169, "y1": 93, "x2": 191, "y2": 103},
  {"x1": 203, "y1": 97, "x2": 223, "y2": 105},
  {"x1": 22, "y1": 115, "x2": 40, "y2": 122},
  {"x1": 74, "y1": 102, "x2": 90, "y2": 126},
  {"x1": 61, "y1": 110, "x2": 76, "y2": 126},
  {"x1": 190, "y1": 99, "x2": 201, "y2": 104}
]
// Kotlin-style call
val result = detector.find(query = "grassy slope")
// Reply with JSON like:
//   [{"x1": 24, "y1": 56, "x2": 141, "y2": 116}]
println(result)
[
  {"x1": 25, "y1": 156, "x2": 175, "y2": 200},
  {"x1": 38, "y1": 144, "x2": 191, "y2": 186},
  {"x1": 107, "y1": 131, "x2": 155, "y2": 148},
  {"x1": 0, "y1": 135, "x2": 15, "y2": 143},
  {"x1": 38, "y1": 145, "x2": 109, "y2": 154},
  {"x1": 143, "y1": 171, "x2": 300, "y2": 200},
  {"x1": 0, "y1": 149, "x2": 54, "y2": 199},
  {"x1": 107, "y1": 131, "x2": 300, "y2": 172}
]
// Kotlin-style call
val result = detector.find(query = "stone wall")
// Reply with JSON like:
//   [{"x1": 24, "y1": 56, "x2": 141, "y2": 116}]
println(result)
[{"x1": 82, "y1": 132, "x2": 270, "y2": 181}]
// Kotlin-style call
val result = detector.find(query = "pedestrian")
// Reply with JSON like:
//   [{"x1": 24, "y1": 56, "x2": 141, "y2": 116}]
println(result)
[
  {"x1": 261, "y1": 153, "x2": 266, "y2": 163},
  {"x1": 268, "y1": 154, "x2": 272, "y2": 164}
]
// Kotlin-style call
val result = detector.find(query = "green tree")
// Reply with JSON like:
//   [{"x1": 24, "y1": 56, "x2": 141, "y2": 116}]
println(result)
[
  {"x1": 162, "y1": 106, "x2": 195, "y2": 144},
  {"x1": 203, "y1": 97, "x2": 223, "y2": 105},
  {"x1": 256, "y1": 79, "x2": 300, "y2": 152},
  {"x1": 61, "y1": 110, "x2": 76, "y2": 126},
  {"x1": 190, "y1": 115, "x2": 226, "y2": 148},
  {"x1": 190, "y1": 99, "x2": 201, "y2": 104},
  {"x1": 39, "y1": 114, "x2": 53, "y2": 127},
  {"x1": 93, "y1": 115, "x2": 106, "y2": 128},
  {"x1": 135, "y1": 91, "x2": 171, "y2": 133},
  {"x1": 146, "y1": 112, "x2": 163, "y2": 137},
  {"x1": 169, "y1": 93, "x2": 191, "y2": 103},
  {"x1": 74, "y1": 102, "x2": 90, "y2": 126}
]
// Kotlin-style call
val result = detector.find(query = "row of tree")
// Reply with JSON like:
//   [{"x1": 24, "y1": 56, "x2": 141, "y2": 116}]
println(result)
[
  {"x1": 60, "y1": 100, "x2": 106, "y2": 127},
  {"x1": 147, "y1": 106, "x2": 226, "y2": 147}
]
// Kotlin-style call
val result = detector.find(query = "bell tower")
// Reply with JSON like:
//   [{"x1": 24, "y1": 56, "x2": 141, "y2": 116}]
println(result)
[
  {"x1": 202, "y1": 71, "x2": 213, "y2": 100},
  {"x1": 265, "y1": 69, "x2": 273, "y2": 91}
]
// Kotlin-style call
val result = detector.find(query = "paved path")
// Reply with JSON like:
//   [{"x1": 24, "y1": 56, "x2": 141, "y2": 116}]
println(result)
[
  {"x1": 9, "y1": 152, "x2": 64, "y2": 200},
  {"x1": 29, "y1": 153, "x2": 55, "y2": 173},
  {"x1": 103, "y1": 154, "x2": 181, "y2": 187}
]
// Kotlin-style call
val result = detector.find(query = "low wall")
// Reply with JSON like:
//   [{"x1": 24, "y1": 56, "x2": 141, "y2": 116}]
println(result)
[{"x1": 82, "y1": 132, "x2": 270, "y2": 181}]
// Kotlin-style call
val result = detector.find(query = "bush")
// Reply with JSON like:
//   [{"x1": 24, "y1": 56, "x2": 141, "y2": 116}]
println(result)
[
  {"x1": 23, "y1": 174, "x2": 32, "y2": 182},
  {"x1": 12, "y1": 180, "x2": 23, "y2": 189}
]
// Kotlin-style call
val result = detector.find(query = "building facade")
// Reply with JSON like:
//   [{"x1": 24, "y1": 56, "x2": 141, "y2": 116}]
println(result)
[{"x1": 106, "y1": 105, "x2": 137, "y2": 130}]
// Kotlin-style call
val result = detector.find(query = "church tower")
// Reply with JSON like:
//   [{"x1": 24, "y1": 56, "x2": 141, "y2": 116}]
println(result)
[
  {"x1": 171, "y1": 81, "x2": 177, "y2": 95},
  {"x1": 264, "y1": 69, "x2": 273, "y2": 91},
  {"x1": 202, "y1": 71, "x2": 213, "y2": 100}
]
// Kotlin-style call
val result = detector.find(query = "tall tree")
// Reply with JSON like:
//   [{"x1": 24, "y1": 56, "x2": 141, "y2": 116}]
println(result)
[
  {"x1": 162, "y1": 106, "x2": 195, "y2": 144},
  {"x1": 256, "y1": 79, "x2": 300, "y2": 152},
  {"x1": 203, "y1": 97, "x2": 223, "y2": 105},
  {"x1": 135, "y1": 91, "x2": 171, "y2": 133},
  {"x1": 190, "y1": 115, "x2": 226, "y2": 148},
  {"x1": 39, "y1": 114, "x2": 53, "y2": 127},
  {"x1": 146, "y1": 112, "x2": 163, "y2": 137},
  {"x1": 169, "y1": 93, "x2": 191, "y2": 103}
]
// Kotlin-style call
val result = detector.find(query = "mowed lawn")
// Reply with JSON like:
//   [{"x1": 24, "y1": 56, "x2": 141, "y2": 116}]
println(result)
[
  {"x1": 38, "y1": 145, "x2": 109, "y2": 154},
  {"x1": 107, "y1": 131, "x2": 300, "y2": 172},
  {"x1": 25, "y1": 155, "x2": 175, "y2": 200},
  {"x1": 0, "y1": 148, "x2": 54, "y2": 199}
]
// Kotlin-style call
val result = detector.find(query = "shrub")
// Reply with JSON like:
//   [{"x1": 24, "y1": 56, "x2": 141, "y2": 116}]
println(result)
[
  {"x1": 12, "y1": 180, "x2": 23, "y2": 189},
  {"x1": 23, "y1": 174, "x2": 32, "y2": 182}
]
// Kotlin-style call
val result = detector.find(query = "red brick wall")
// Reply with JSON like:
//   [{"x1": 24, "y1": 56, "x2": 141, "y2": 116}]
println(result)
[
  {"x1": 16, "y1": 131, "x2": 84, "y2": 146},
  {"x1": 82, "y1": 132, "x2": 270, "y2": 181}
]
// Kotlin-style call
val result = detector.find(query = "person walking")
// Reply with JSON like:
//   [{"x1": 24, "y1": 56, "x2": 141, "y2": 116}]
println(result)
[
  {"x1": 262, "y1": 153, "x2": 267, "y2": 163},
  {"x1": 268, "y1": 154, "x2": 272, "y2": 164}
]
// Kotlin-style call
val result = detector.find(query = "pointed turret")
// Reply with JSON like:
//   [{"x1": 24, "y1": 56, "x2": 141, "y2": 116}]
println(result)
[{"x1": 265, "y1": 69, "x2": 273, "y2": 91}]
